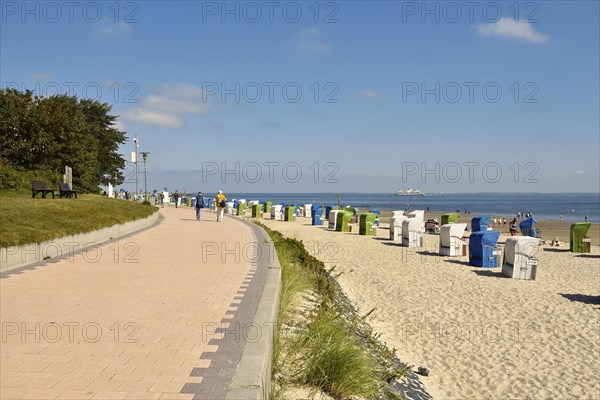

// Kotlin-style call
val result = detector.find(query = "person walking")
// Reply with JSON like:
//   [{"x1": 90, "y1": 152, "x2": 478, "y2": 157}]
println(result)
[
  {"x1": 173, "y1": 190, "x2": 180, "y2": 208},
  {"x1": 195, "y1": 192, "x2": 205, "y2": 221},
  {"x1": 509, "y1": 218, "x2": 518, "y2": 236},
  {"x1": 215, "y1": 190, "x2": 227, "y2": 222}
]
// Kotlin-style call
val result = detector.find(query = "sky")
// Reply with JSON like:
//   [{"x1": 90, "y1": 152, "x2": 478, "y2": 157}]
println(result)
[{"x1": 1, "y1": 0, "x2": 599, "y2": 194}]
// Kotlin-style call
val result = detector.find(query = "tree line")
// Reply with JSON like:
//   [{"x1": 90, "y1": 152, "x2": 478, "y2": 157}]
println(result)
[{"x1": 0, "y1": 88, "x2": 127, "y2": 193}]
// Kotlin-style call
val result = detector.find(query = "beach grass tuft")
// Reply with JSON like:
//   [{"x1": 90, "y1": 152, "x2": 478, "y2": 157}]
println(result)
[{"x1": 258, "y1": 222, "x2": 408, "y2": 399}]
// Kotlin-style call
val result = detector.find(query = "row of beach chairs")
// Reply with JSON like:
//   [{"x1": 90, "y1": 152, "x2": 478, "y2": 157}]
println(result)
[{"x1": 245, "y1": 203, "x2": 592, "y2": 282}]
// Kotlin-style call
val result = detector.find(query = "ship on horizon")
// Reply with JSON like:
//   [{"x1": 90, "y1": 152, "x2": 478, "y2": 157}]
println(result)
[{"x1": 394, "y1": 188, "x2": 425, "y2": 196}]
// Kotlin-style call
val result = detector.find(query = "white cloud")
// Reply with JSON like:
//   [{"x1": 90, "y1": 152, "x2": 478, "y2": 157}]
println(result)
[
  {"x1": 160, "y1": 84, "x2": 204, "y2": 99},
  {"x1": 292, "y1": 27, "x2": 332, "y2": 55},
  {"x1": 144, "y1": 95, "x2": 211, "y2": 114},
  {"x1": 32, "y1": 72, "x2": 52, "y2": 81},
  {"x1": 93, "y1": 19, "x2": 133, "y2": 39},
  {"x1": 122, "y1": 108, "x2": 183, "y2": 128},
  {"x1": 574, "y1": 170, "x2": 585, "y2": 175},
  {"x1": 477, "y1": 18, "x2": 549, "y2": 43},
  {"x1": 112, "y1": 119, "x2": 127, "y2": 131}
]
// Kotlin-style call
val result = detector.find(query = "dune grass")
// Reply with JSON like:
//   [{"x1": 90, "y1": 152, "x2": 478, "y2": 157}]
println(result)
[
  {"x1": 258, "y1": 223, "x2": 408, "y2": 400},
  {"x1": 0, "y1": 191, "x2": 157, "y2": 247}
]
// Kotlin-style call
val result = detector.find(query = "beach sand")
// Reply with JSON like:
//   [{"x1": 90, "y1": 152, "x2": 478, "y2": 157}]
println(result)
[{"x1": 257, "y1": 213, "x2": 600, "y2": 399}]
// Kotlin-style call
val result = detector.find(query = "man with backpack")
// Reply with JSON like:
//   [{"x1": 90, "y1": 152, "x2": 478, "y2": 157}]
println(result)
[
  {"x1": 215, "y1": 190, "x2": 227, "y2": 222},
  {"x1": 195, "y1": 192, "x2": 205, "y2": 221}
]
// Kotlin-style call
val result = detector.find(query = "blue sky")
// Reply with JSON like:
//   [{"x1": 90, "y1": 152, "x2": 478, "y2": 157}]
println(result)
[{"x1": 2, "y1": 1, "x2": 599, "y2": 193}]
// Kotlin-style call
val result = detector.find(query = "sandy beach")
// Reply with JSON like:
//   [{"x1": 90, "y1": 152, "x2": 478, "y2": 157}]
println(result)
[{"x1": 257, "y1": 212, "x2": 600, "y2": 399}]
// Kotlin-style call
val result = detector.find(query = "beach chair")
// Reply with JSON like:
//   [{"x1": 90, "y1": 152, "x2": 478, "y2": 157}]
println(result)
[
  {"x1": 251, "y1": 203, "x2": 262, "y2": 218},
  {"x1": 471, "y1": 216, "x2": 491, "y2": 232},
  {"x1": 263, "y1": 201, "x2": 273, "y2": 213},
  {"x1": 519, "y1": 217, "x2": 541, "y2": 238},
  {"x1": 311, "y1": 207, "x2": 324, "y2": 226},
  {"x1": 284, "y1": 205, "x2": 296, "y2": 221},
  {"x1": 502, "y1": 237, "x2": 540, "y2": 280},
  {"x1": 408, "y1": 210, "x2": 425, "y2": 221},
  {"x1": 402, "y1": 218, "x2": 424, "y2": 247},
  {"x1": 325, "y1": 205, "x2": 338, "y2": 219},
  {"x1": 359, "y1": 213, "x2": 378, "y2": 236},
  {"x1": 270, "y1": 204, "x2": 283, "y2": 220},
  {"x1": 469, "y1": 231, "x2": 501, "y2": 268},
  {"x1": 336, "y1": 211, "x2": 353, "y2": 232},
  {"x1": 303, "y1": 204, "x2": 313, "y2": 217},
  {"x1": 570, "y1": 222, "x2": 592, "y2": 253},
  {"x1": 226, "y1": 201, "x2": 235, "y2": 215},
  {"x1": 236, "y1": 202, "x2": 246, "y2": 216},
  {"x1": 439, "y1": 223, "x2": 468, "y2": 256},
  {"x1": 441, "y1": 213, "x2": 460, "y2": 226},
  {"x1": 329, "y1": 209, "x2": 342, "y2": 229},
  {"x1": 389, "y1": 215, "x2": 408, "y2": 241}
]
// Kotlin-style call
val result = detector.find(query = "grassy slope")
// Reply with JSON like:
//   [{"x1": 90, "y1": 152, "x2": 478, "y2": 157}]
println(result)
[
  {"x1": 0, "y1": 192, "x2": 157, "y2": 247},
  {"x1": 260, "y1": 223, "x2": 407, "y2": 400}
]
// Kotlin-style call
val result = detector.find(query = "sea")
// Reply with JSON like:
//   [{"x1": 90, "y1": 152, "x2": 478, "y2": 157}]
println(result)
[{"x1": 223, "y1": 192, "x2": 600, "y2": 223}]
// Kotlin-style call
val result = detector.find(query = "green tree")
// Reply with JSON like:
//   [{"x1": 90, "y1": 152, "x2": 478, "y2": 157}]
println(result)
[{"x1": 0, "y1": 88, "x2": 128, "y2": 193}]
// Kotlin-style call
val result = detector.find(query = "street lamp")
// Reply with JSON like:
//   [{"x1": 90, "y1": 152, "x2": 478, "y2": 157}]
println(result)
[
  {"x1": 141, "y1": 152, "x2": 150, "y2": 202},
  {"x1": 133, "y1": 135, "x2": 139, "y2": 195}
]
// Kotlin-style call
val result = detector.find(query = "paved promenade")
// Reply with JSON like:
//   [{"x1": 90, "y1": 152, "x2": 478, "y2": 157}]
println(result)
[{"x1": 1, "y1": 206, "x2": 267, "y2": 400}]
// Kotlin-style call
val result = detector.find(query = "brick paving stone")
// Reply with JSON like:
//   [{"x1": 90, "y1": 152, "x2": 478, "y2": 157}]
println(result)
[{"x1": 1, "y1": 207, "x2": 259, "y2": 399}]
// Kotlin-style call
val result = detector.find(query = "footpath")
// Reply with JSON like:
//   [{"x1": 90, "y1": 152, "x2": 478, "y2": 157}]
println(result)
[{"x1": 1, "y1": 206, "x2": 277, "y2": 400}]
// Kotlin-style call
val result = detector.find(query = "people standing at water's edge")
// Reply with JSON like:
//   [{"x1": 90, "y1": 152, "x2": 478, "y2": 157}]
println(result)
[
  {"x1": 195, "y1": 192, "x2": 205, "y2": 221},
  {"x1": 509, "y1": 218, "x2": 518, "y2": 236},
  {"x1": 215, "y1": 190, "x2": 227, "y2": 222}
]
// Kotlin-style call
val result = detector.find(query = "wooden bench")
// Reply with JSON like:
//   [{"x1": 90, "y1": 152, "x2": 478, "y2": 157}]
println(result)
[
  {"x1": 59, "y1": 183, "x2": 78, "y2": 199},
  {"x1": 31, "y1": 180, "x2": 55, "y2": 199}
]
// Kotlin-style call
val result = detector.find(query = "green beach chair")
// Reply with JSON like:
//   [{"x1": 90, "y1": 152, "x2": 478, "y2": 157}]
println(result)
[
  {"x1": 336, "y1": 211, "x2": 352, "y2": 232},
  {"x1": 284, "y1": 205, "x2": 296, "y2": 221},
  {"x1": 570, "y1": 222, "x2": 592, "y2": 253},
  {"x1": 441, "y1": 213, "x2": 460, "y2": 225},
  {"x1": 185, "y1": 197, "x2": 192, "y2": 207},
  {"x1": 237, "y1": 202, "x2": 246, "y2": 216},
  {"x1": 263, "y1": 201, "x2": 273, "y2": 213},
  {"x1": 359, "y1": 213, "x2": 378, "y2": 236},
  {"x1": 252, "y1": 204, "x2": 262, "y2": 218}
]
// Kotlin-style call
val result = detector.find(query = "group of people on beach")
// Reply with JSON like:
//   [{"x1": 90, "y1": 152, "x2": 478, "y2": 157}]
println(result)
[{"x1": 516, "y1": 211, "x2": 533, "y2": 219}]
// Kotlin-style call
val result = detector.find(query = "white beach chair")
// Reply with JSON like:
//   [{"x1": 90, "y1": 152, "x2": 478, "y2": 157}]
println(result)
[
  {"x1": 329, "y1": 210, "x2": 342, "y2": 230},
  {"x1": 226, "y1": 201, "x2": 235, "y2": 215},
  {"x1": 389, "y1": 215, "x2": 408, "y2": 241},
  {"x1": 402, "y1": 218, "x2": 424, "y2": 247},
  {"x1": 392, "y1": 210, "x2": 405, "y2": 217},
  {"x1": 439, "y1": 223, "x2": 467, "y2": 256},
  {"x1": 502, "y1": 237, "x2": 541, "y2": 280},
  {"x1": 270, "y1": 205, "x2": 283, "y2": 220},
  {"x1": 408, "y1": 210, "x2": 425, "y2": 221},
  {"x1": 304, "y1": 204, "x2": 313, "y2": 217}
]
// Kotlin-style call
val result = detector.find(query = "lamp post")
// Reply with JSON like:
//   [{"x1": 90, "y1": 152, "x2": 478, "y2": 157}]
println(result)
[
  {"x1": 141, "y1": 152, "x2": 150, "y2": 202},
  {"x1": 133, "y1": 135, "x2": 139, "y2": 195}
]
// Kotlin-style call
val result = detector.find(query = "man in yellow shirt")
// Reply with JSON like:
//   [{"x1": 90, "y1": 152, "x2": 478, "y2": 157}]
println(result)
[{"x1": 215, "y1": 190, "x2": 227, "y2": 222}]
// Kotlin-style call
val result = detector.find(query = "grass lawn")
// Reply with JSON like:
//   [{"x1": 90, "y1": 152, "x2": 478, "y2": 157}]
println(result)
[{"x1": 0, "y1": 192, "x2": 158, "y2": 247}]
